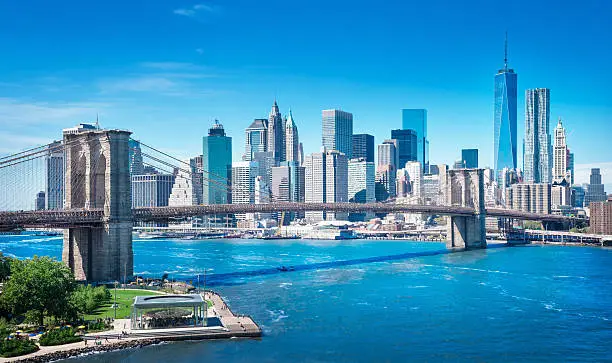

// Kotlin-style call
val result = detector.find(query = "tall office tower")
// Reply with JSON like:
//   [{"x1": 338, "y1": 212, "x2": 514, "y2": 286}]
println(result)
[
  {"x1": 285, "y1": 110, "x2": 299, "y2": 163},
  {"x1": 35, "y1": 191, "x2": 45, "y2": 211},
  {"x1": 396, "y1": 169, "x2": 409, "y2": 198},
  {"x1": 391, "y1": 129, "x2": 417, "y2": 168},
  {"x1": 584, "y1": 168, "x2": 607, "y2": 206},
  {"x1": 423, "y1": 174, "x2": 441, "y2": 205},
  {"x1": 231, "y1": 161, "x2": 259, "y2": 221},
  {"x1": 244, "y1": 118, "x2": 268, "y2": 161},
  {"x1": 378, "y1": 139, "x2": 399, "y2": 169},
  {"x1": 168, "y1": 164, "x2": 197, "y2": 206},
  {"x1": 567, "y1": 151, "x2": 575, "y2": 185},
  {"x1": 272, "y1": 161, "x2": 305, "y2": 223},
  {"x1": 438, "y1": 164, "x2": 448, "y2": 204},
  {"x1": 267, "y1": 101, "x2": 285, "y2": 164},
  {"x1": 45, "y1": 141, "x2": 64, "y2": 210},
  {"x1": 552, "y1": 118, "x2": 568, "y2": 182},
  {"x1": 131, "y1": 174, "x2": 175, "y2": 208},
  {"x1": 322, "y1": 109, "x2": 353, "y2": 158},
  {"x1": 494, "y1": 34, "x2": 518, "y2": 180},
  {"x1": 348, "y1": 158, "x2": 375, "y2": 221},
  {"x1": 254, "y1": 175, "x2": 272, "y2": 222},
  {"x1": 461, "y1": 149, "x2": 479, "y2": 169},
  {"x1": 524, "y1": 88, "x2": 552, "y2": 183},
  {"x1": 252, "y1": 151, "x2": 275, "y2": 189},
  {"x1": 128, "y1": 139, "x2": 144, "y2": 175},
  {"x1": 352, "y1": 134, "x2": 374, "y2": 163},
  {"x1": 401, "y1": 109, "x2": 428, "y2": 171},
  {"x1": 192, "y1": 155, "x2": 203, "y2": 205},
  {"x1": 297, "y1": 142, "x2": 304, "y2": 166},
  {"x1": 202, "y1": 120, "x2": 232, "y2": 205},
  {"x1": 304, "y1": 150, "x2": 348, "y2": 222},
  {"x1": 376, "y1": 165, "x2": 396, "y2": 199},
  {"x1": 405, "y1": 161, "x2": 423, "y2": 199},
  {"x1": 572, "y1": 185, "x2": 586, "y2": 208}
]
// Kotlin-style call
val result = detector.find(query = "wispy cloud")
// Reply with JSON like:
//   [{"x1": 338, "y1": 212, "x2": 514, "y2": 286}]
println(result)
[
  {"x1": 173, "y1": 3, "x2": 217, "y2": 18},
  {"x1": 574, "y1": 162, "x2": 612, "y2": 192},
  {"x1": 0, "y1": 98, "x2": 105, "y2": 127},
  {"x1": 140, "y1": 62, "x2": 205, "y2": 71}
]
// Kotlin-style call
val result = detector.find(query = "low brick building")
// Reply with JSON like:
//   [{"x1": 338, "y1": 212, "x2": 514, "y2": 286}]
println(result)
[{"x1": 590, "y1": 196, "x2": 612, "y2": 235}]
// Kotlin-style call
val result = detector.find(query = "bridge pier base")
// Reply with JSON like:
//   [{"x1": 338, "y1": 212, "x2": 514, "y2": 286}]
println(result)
[
  {"x1": 62, "y1": 129, "x2": 133, "y2": 282},
  {"x1": 445, "y1": 169, "x2": 487, "y2": 250}
]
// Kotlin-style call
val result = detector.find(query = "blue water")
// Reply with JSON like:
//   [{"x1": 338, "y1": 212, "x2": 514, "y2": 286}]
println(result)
[{"x1": 1, "y1": 233, "x2": 611, "y2": 362}]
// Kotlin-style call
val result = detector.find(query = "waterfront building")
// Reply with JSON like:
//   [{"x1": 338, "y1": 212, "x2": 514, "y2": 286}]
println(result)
[
  {"x1": 128, "y1": 139, "x2": 144, "y2": 176},
  {"x1": 268, "y1": 101, "x2": 285, "y2": 164},
  {"x1": 391, "y1": 129, "x2": 417, "y2": 168},
  {"x1": 202, "y1": 120, "x2": 232, "y2": 205},
  {"x1": 590, "y1": 197, "x2": 612, "y2": 235},
  {"x1": 271, "y1": 161, "x2": 305, "y2": 223},
  {"x1": 423, "y1": 174, "x2": 441, "y2": 205},
  {"x1": 348, "y1": 158, "x2": 375, "y2": 221},
  {"x1": 401, "y1": 109, "x2": 428, "y2": 170},
  {"x1": 232, "y1": 161, "x2": 259, "y2": 221},
  {"x1": 35, "y1": 191, "x2": 45, "y2": 211},
  {"x1": 461, "y1": 149, "x2": 478, "y2": 169},
  {"x1": 524, "y1": 88, "x2": 552, "y2": 183},
  {"x1": 352, "y1": 134, "x2": 374, "y2": 163},
  {"x1": 285, "y1": 110, "x2": 299, "y2": 163},
  {"x1": 552, "y1": 118, "x2": 570, "y2": 182},
  {"x1": 244, "y1": 118, "x2": 268, "y2": 161},
  {"x1": 505, "y1": 183, "x2": 551, "y2": 214},
  {"x1": 304, "y1": 150, "x2": 348, "y2": 222},
  {"x1": 584, "y1": 168, "x2": 607, "y2": 206},
  {"x1": 405, "y1": 161, "x2": 423, "y2": 200},
  {"x1": 168, "y1": 159, "x2": 200, "y2": 206},
  {"x1": 322, "y1": 109, "x2": 353, "y2": 158},
  {"x1": 45, "y1": 141, "x2": 64, "y2": 210},
  {"x1": 493, "y1": 34, "x2": 518, "y2": 180},
  {"x1": 572, "y1": 185, "x2": 586, "y2": 208},
  {"x1": 132, "y1": 174, "x2": 175, "y2": 208}
]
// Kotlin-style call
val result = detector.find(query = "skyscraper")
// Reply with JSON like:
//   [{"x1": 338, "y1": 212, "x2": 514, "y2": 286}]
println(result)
[
  {"x1": 401, "y1": 109, "x2": 428, "y2": 170},
  {"x1": 552, "y1": 118, "x2": 569, "y2": 182},
  {"x1": 304, "y1": 150, "x2": 348, "y2": 222},
  {"x1": 568, "y1": 152, "x2": 575, "y2": 185},
  {"x1": 377, "y1": 139, "x2": 398, "y2": 198},
  {"x1": 352, "y1": 134, "x2": 374, "y2": 163},
  {"x1": 267, "y1": 101, "x2": 285, "y2": 164},
  {"x1": 348, "y1": 158, "x2": 375, "y2": 221},
  {"x1": 524, "y1": 88, "x2": 552, "y2": 183},
  {"x1": 128, "y1": 139, "x2": 144, "y2": 176},
  {"x1": 322, "y1": 109, "x2": 353, "y2": 158},
  {"x1": 45, "y1": 141, "x2": 64, "y2": 210},
  {"x1": 168, "y1": 158, "x2": 201, "y2": 206},
  {"x1": 285, "y1": 110, "x2": 299, "y2": 163},
  {"x1": 131, "y1": 174, "x2": 175, "y2": 208},
  {"x1": 202, "y1": 120, "x2": 232, "y2": 205},
  {"x1": 232, "y1": 161, "x2": 259, "y2": 221},
  {"x1": 405, "y1": 161, "x2": 423, "y2": 199},
  {"x1": 584, "y1": 168, "x2": 607, "y2": 206},
  {"x1": 391, "y1": 129, "x2": 417, "y2": 168},
  {"x1": 493, "y1": 34, "x2": 518, "y2": 180},
  {"x1": 35, "y1": 191, "x2": 45, "y2": 211},
  {"x1": 461, "y1": 149, "x2": 479, "y2": 169},
  {"x1": 271, "y1": 161, "x2": 305, "y2": 223},
  {"x1": 244, "y1": 118, "x2": 268, "y2": 161}
]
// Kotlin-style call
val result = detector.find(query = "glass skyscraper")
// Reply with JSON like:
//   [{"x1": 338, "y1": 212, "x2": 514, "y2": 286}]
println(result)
[
  {"x1": 401, "y1": 109, "x2": 428, "y2": 170},
  {"x1": 352, "y1": 134, "x2": 374, "y2": 163},
  {"x1": 493, "y1": 36, "x2": 518, "y2": 180},
  {"x1": 461, "y1": 148, "x2": 478, "y2": 169},
  {"x1": 244, "y1": 118, "x2": 268, "y2": 161},
  {"x1": 203, "y1": 120, "x2": 232, "y2": 205},
  {"x1": 322, "y1": 109, "x2": 353, "y2": 158},
  {"x1": 524, "y1": 88, "x2": 552, "y2": 183},
  {"x1": 391, "y1": 129, "x2": 417, "y2": 169}
]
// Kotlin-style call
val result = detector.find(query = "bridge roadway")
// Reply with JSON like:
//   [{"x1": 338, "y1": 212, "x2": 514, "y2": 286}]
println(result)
[{"x1": 0, "y1": 202, "x2": 578, "y2": 229}]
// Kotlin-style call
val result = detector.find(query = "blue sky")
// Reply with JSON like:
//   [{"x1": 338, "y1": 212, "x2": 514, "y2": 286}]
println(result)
[{"x1": 1, "y1": 0, "x2": 611, "y2": 190}]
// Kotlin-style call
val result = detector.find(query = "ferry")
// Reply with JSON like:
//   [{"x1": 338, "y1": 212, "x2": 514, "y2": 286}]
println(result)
[{"x1": 302, "y1": 224, "x2": 358, "y2": 240}]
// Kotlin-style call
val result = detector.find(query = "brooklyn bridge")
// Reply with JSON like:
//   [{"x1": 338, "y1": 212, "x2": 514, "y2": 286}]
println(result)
[{"x1": 0, "y1": 128, "x2": 582, "y2": 282}]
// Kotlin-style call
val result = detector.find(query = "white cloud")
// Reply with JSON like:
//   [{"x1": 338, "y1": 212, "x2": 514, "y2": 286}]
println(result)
[
  {"x1": 0, "y1": 98, "x2": 105, "y2": 127},
  {"x1": 140, "y1": 62, "x2": 204, "y2": 71},
  {"x1": 173, "y1": 3, "x2": 217, "y2": 18}
]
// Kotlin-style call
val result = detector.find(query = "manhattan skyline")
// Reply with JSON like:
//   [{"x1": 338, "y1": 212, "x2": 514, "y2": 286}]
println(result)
[{"x1": 0, "y1": 0, "x2": 610, "y2": 190}]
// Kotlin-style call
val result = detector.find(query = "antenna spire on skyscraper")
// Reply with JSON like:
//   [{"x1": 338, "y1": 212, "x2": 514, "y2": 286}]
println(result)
[{"x1": 504, "y1": 31, "x2": 508, "y2": 71}]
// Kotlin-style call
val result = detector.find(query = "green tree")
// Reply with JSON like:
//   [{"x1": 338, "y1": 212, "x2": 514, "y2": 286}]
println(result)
[
  {"x1": 1, "y1": 256, "x2": 77, "y2": 326},
  {"x1": 0, "y1": 253, "x2": 11, "y2": 283}
]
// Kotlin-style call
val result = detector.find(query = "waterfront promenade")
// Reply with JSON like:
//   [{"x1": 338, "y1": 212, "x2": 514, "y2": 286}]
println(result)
[{"x1": 1, "y1": 291, "x2": 261, "y2": 362}]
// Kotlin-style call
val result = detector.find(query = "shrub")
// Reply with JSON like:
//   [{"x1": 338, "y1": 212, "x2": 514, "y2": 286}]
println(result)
[
  {"x1": 39, "y1": 328, "x2": 81, "y2": 346},
  {"x1": 0, "y1": 338, "x2": 39, "y2": 358},
  {"x1": 71, "y1": 285, "x2": 111, "y2": 315}
]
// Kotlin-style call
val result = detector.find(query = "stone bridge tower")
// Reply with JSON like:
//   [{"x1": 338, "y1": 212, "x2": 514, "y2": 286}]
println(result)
[
  {"x1": 62, "y1": 129, "x2": 133, "y2": 282},
  {"x1": 446, "y1": 169, "x2": 487, "y2": 250}
]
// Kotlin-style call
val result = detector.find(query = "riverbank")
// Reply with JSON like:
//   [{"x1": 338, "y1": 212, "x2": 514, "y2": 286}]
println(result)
[{"x1": 1, "y1": 291, "x2": 261, "y2": 362}]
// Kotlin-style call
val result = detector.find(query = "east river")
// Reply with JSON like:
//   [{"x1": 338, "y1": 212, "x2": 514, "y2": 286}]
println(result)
[{"x1": 1, "y1": 234, "x2": 611, "y2": 362}]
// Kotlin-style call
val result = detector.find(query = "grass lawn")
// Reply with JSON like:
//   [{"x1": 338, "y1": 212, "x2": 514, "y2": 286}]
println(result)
[{"x1": 84, "y1": 289, "x2": 162, "y2": 320}]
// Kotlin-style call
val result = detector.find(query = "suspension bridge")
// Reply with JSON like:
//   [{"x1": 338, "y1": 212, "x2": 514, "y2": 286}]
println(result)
[{"x1": 0, "y1": 128, "x2": 582, "y2": 282}]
